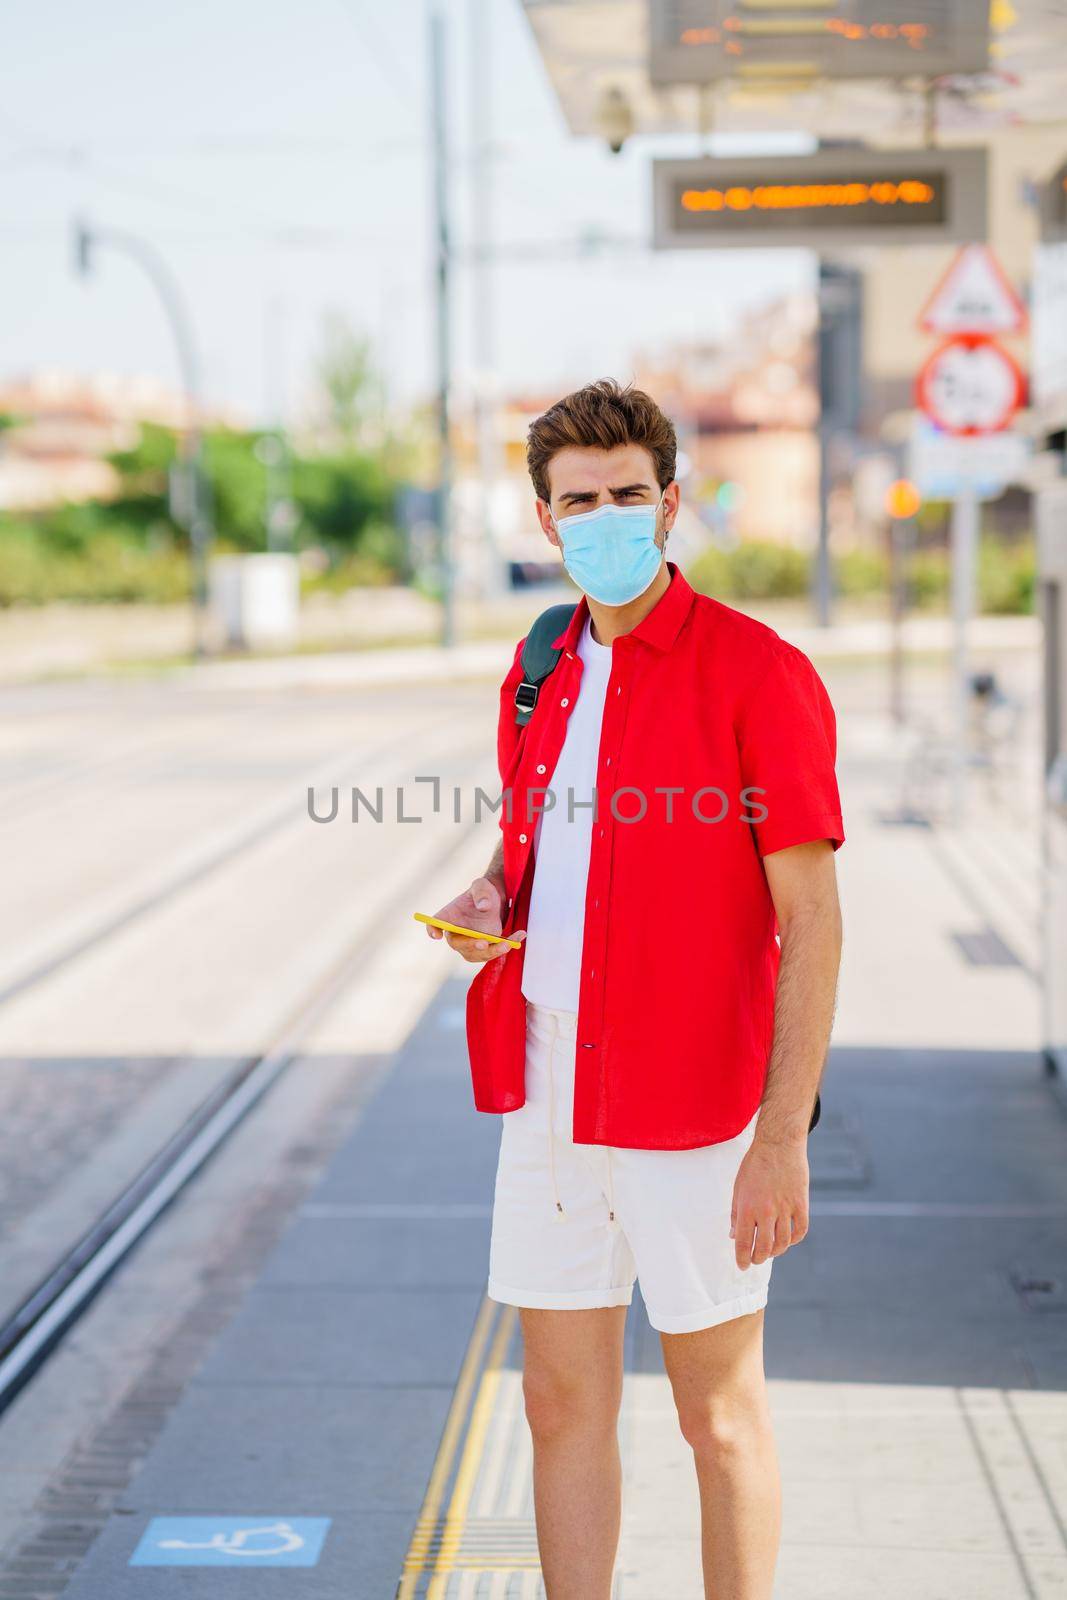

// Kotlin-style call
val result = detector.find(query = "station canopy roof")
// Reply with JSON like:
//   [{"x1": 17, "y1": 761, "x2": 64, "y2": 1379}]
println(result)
[{"x1": 520, "y1": 2, "x2": 1067, "y2": 144}]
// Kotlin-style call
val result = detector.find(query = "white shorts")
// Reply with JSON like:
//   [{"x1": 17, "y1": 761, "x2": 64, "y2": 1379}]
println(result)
[{"x1": 487, "y1": 1003, "x2": 772, "y2": 1335}]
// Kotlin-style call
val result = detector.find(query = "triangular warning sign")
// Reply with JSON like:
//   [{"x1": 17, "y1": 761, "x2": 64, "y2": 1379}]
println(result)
[{"x1": 919, "y1": 245, "x2": 1027, "y2": 336}]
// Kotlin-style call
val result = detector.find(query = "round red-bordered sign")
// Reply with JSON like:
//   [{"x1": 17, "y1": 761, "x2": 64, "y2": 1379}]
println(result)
[{"x1": 915, "y1": 334, "x2": 1026, "y2": 437}]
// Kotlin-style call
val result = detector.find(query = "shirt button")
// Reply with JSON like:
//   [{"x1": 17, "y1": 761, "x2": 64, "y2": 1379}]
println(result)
[
  {"x1": 519, "y1": 832, "x2": 528, "y2": 844},
  {"x1": 536, "y1": 763, "x2": 546, "y2": 774},
  {"x1": 605, "y1": 757, "x2": 612, "y2": 768},
  {"x1": 616, "y1": 686, "x2": 621, "y2": 696},
  {"x1": 560, "y1": 697, "x2": 569, "y2": 708}
]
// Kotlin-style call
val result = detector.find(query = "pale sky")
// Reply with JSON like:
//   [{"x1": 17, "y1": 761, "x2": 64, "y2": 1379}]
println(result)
[{"x1": 4, "y1": 0, "x2": 814, "y2": 424}]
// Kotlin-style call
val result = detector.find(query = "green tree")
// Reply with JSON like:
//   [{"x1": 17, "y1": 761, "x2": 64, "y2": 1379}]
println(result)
[{"x1": 314, "y1": 311, "x2": 385, "y2": 450}]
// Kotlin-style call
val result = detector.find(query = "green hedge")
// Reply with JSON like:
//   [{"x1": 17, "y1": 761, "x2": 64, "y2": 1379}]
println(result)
[
  {"x1": 0, "y1": 523, "x2": 1036, "y2": 614},
  {"x1": 688, "y1": 541, "x2": 809, "y2": 601},
  {"x1": 0, "y1": 412, "x2": 409, "y2": 607},
  {"x1": 687, "y1": 537, "x2": 1034, "y2": 614},
  {"x1": 300, "y1": 531, "x2": 404, "y2": 595},
  {"x1": 0, "y1": 525, "x2": 191, "y2": 606}
]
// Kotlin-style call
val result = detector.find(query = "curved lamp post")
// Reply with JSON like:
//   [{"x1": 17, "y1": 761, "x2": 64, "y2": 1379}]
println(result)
[{"x1": 73, "y1": 218, "x2": 214, "y2": 656}]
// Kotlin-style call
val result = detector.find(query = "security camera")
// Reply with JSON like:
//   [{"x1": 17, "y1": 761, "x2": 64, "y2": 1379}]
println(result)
[{"x1": 595, "y1": 86, "x2": 634, "y2": 155}]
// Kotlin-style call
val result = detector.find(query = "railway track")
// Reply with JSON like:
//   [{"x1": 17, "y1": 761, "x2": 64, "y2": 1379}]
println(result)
[
  {"x1": 0, "y1": 721, "x2": 428, "y2": 1009},
  {"x1": 0, "y1": 802, "x2": 483, "y2": 1415},
  {"x1": 0, "y1": 680, "x2": 500, "y2": 1416}
]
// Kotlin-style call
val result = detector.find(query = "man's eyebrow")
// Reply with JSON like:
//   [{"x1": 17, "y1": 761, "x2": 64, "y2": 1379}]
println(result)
[{"x1": 558, "y1": 482, "x2": 651, "y2": 504}]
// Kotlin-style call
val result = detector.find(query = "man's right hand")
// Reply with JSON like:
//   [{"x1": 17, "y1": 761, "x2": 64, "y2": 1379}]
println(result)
[{"x1": 425, "y1": 876, "x2": 525, "y2": 964}]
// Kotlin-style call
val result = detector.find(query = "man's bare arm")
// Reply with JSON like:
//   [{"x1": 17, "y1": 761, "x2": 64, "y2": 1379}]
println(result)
[
  {"x1": 731, "y1": 839, "x2": 842, "y2": 1268},
  {"x1": 757, "y1": 839, "x2": 842, "y2": 1145},
  {"x1": 481, "y1": 840, "x2": 507, "y2": 913}
]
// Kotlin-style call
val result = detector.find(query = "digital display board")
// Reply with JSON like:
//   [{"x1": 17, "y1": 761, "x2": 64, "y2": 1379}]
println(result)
[
  {"x1": 653, "y1": 148, "x2": 986, "y2": 250},
  {"x1": 650, "y1": 1, "x2": 989, "y2": 86}
]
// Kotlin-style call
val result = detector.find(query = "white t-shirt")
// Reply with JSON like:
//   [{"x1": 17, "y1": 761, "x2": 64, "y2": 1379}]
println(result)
[{"x1": 520, "y1": 617, "x2": 613, "y2": 1012}]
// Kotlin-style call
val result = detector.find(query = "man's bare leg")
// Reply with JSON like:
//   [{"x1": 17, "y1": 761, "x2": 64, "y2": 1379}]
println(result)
[
  {"x1": 519, "y1": 1305, "x2": 628, "y2": 1600},
  {"x1": 660, "y1": 1308, "x2": 780, "y2": 1600}
]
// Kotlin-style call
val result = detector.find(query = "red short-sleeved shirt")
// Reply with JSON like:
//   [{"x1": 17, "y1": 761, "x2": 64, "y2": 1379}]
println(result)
[{"x1": 465, "y1": 562, "x2": 844, "y2": 1150}]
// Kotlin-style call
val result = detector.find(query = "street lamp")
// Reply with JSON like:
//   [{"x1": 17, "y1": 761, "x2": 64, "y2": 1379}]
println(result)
[{"x1": 72, "y1": 218, "x2": 214, "y2": 656}]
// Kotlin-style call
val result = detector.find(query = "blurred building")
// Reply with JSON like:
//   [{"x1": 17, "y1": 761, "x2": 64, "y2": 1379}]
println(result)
[
  {"x1": 635, "y1": 291, "x2": 820, "y2": 549},
  {"x1": 449, "y1": 290, "x2": 822, "y2": 590},
  {"x1": 0, "y1": 371, "x2": 228, "y2": 512},
  {"x1": 450, "y1": 388, "x2": 562, "y2": 590}
]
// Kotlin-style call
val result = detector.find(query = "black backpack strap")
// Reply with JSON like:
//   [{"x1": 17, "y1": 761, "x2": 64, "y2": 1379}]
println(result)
[{"x1": 514, "y1": 603, "x2": 579, "y2": 726}]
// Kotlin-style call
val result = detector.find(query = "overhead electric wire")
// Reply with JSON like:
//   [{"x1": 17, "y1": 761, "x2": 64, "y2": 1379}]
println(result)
[
  {"x1": 1, "y1": 133, "x2": 424, "y2": 165},
  {"x1": 330, "y1": 0, "x2": 420, "y2": 98}
]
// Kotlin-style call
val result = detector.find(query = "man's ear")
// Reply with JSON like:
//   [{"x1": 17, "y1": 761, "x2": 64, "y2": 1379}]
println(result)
[
  {"x1": 657, "y1": 482, "x2": 680, "y2": 549},
  {"x1": 537, "y1": 498, "x2": 561, "y2": 548},
  {"x1": 663, "y1": 480, "x2": 680, "y2": 531}
]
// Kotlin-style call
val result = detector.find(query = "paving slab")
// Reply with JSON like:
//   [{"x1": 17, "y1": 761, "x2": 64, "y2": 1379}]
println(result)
[
  {"x1": 192, "y1": 1283, "x2": 483, "y2": 1389},
  {"x1": 258, "y1": 1211, "x2": 490, "y2": 1289},
  {"x1": 125, "y1": 1385, "x2": 455, "y2": 1512}
]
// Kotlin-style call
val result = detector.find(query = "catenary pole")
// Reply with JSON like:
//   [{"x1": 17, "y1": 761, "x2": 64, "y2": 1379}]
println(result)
[
  {"x1": 468, "y1": 0, "x2": 499, "y2": 597},
  {"x1": 814, "y1": 259, "x2": 835, "y2": 629},
  {"x1": 430, "y1": 5, "x2": 456, "y2": 648},
  {"x1": 950, "y1": 485, "x2": 978, "y2": 823}
]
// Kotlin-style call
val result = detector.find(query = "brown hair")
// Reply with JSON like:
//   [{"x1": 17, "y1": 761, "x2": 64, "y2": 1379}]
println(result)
[{"x1": 526, "y1": 378, "x2": 677, "y2": 504}]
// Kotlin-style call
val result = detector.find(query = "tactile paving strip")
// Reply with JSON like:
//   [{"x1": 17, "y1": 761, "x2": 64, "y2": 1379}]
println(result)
[{"x1": 399, "y1": 1298, "x2": 630, "y2": 1597}]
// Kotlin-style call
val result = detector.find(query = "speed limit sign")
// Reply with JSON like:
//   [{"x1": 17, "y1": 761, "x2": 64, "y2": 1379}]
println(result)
[{"x1": 915, "y1": 334, "x2": 1025, "y2": 436}]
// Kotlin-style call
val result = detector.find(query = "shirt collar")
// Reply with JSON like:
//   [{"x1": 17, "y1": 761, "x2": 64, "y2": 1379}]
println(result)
[{"x1": 551, "y1": 562, "x2": 695, "y2": 655}]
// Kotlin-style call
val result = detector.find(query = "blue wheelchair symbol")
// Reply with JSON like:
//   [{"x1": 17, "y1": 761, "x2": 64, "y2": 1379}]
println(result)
[{"x1": 130, "y1": 1516, "x2": 331, "y2": 1566}]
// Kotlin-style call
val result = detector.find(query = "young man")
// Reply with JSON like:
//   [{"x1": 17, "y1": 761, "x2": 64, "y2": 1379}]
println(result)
[{"x1": 426, "y1": 379, "x2": 844, "y2": 1600}]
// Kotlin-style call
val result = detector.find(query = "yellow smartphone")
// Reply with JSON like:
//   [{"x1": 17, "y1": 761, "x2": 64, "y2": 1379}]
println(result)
[{"x1": 413, "y1": 912, "x2": 522, "y2": 950}]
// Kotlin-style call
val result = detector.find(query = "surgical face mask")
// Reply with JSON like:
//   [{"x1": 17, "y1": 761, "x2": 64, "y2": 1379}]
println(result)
[{"x1": 550, "y1": 492, "x2": 665, "y2": 607}]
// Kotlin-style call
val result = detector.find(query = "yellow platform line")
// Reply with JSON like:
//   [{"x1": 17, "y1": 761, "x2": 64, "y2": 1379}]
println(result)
[
  {"x1": 397, "y1": 1294, "x2": 501, "y2": 1596},
  {"x1": 426, "y1": 1302, "x2": 519, "y2": 1596},
  {"x1": 398, "y1": 1296, "x2": 497, "y2": 1579}
]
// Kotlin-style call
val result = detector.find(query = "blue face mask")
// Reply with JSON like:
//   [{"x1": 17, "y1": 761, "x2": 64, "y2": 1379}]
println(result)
[{"x1": 551, "y1": 493, "x2": 665, "y2": 607}]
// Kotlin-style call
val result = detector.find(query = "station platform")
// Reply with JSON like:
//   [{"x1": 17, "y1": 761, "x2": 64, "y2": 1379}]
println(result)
[{"x1": 56, "y1": 967, "x2": 1067, "y2": 1600}]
